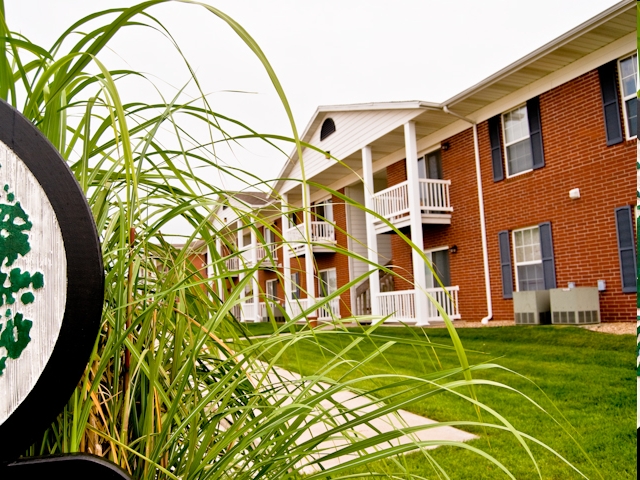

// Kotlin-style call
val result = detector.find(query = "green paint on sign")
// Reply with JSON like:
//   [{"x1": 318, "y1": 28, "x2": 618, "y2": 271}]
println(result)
[{"x1": 0, "y1": 184, "x2": 43, "y2": 377}]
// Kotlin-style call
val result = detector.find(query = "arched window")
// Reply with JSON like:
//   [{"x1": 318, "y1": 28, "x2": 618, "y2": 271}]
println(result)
[{"x1": 320, "y1": 118, "x2": 336, "y2": 140}]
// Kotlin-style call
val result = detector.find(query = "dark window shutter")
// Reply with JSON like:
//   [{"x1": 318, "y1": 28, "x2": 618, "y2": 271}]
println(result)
[
  {"x1": 526, "y1": 96, "x2": 545, "y2": 169},
  {"x1": 598, "y1": 60, "x2": 623, "y2": 146},
  {"x1": 538, "y1": 222, "x2": 556, "y2": 289},
  {"x1": 489, "y1": 115, "x2": 504, "y2": 182},
  {"x1": 498, "y1": 230, "x2": 513, "y2": 298},
  {"x1": 614, "y1": 206, "x2": 636, "y2": 293}
]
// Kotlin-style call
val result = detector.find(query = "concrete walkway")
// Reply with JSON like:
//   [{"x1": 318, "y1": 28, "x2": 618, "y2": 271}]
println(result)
[{"x1": 261, "y1": 364, "x2": 477, "y2": 475}]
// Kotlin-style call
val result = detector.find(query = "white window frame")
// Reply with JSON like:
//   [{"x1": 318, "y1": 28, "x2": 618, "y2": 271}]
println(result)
[
  {"x1": 317, "y1": 268, "x2": 337, "y2": 297},
  {"x1": 618, "y1": 52, "x2": 638, "y2": 140},
  {"x1": 502, "y1": 104, "x2": 533, "y2": 178},
  {"x1": 264, "y1": 225, "x2": 278, "y2": 259},
  {"x1": 424, "y1": 246, "x2": 449, "y2": 289},
  {"x1": 265, "y1": 279, "x2": 278, "y2": 301},
  {"x1": 512, "y1": 226, "x2": 544, "y2": 292}
]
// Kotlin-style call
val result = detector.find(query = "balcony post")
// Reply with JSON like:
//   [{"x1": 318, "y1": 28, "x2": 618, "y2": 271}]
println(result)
[
  {"x1": 303, "y1": 183, "x2": 316, "y2": 320},
  {"x1": 250, "y1": 227, "x2": 260, "y2": 321},
  {"x1": 281, "y1": 193, "x2": 292, "y2": 316},
  {"x1": 237, "y1": 220, "x2": 246, "y2": 321},
  {"x1": 214, "y1": 237, "x2": 224, "y2": 301},
  {"x1": 404, "y1": 121, "x2": 429, "y2": 325},
  {"x1": 361, "y1": 145, "x2": 381, "y2": 317}
]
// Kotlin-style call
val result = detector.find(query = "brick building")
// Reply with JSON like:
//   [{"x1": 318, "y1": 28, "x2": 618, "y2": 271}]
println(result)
[{"x1": 212, "y1": 1, "x2": 636, "y2": 324}]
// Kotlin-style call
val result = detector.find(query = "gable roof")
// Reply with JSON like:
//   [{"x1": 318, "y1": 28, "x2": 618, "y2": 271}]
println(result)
[{"x1": 273, "y1": 0, "x2": 635, "y2": 192}]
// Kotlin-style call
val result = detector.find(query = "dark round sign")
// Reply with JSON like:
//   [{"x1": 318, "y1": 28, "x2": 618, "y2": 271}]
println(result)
[{"x1": 0, "y1": 99, "x2": 104, "y2": 461}]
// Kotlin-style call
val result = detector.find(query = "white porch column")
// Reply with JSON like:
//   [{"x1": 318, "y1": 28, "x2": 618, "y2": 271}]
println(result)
[
  {"x1": 237, "y1": 220, "x2": 246, "y2": 321},
  {"x1": 303, "y1": 183, "x2": 316, "y2": 318},
  {"x1": 214, "y1": 237, "x2": 224, "y2": 301},
  {"x1": 404, "y1": 121, "x2": 429, "y2": 325},
  {"x1": 361, "y1": 146, "x2": 381, "y2": 317},
  {"x1": 250, "y1": 227, "x2": 260, "y2": 322},
  {"x1": 280, "y1": 194, "x2": 292, "y2": 316}
]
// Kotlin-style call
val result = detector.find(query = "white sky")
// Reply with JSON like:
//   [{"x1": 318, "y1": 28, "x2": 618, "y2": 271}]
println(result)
[{"x1": 5, "y1": 0, "x2": 623, "y2": 191}]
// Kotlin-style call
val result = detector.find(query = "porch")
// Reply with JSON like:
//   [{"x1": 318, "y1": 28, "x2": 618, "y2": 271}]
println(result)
[
  {"x1": 377, "y1": 287, "x2": 460, "y2": 323},
  {"x1": 283, "y1": 221, "x2": 336, "y2": 257}
]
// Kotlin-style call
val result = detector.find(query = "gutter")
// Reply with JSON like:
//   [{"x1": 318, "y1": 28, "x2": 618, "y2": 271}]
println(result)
[{"x1": 442, "y1": 106, "x2": 493, "y2": 324}]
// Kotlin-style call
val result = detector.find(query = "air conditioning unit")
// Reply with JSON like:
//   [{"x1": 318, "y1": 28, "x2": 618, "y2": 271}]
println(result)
[
  {"x1": 513, "y1": 290, "x2": 551, "y2": 325},
  {"x1": 549, "y1": 287, "x2": 600, "y2": 325}
]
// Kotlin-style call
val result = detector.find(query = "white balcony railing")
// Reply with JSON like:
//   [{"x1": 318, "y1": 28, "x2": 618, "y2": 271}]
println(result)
[
  {"x1": 316, "y1": 296, "x2": 341, "y2": 320},
  {"x1": 425, "y1": 286, "x2": 460, "y2": 321},
  {"x1": 377, "y1": 287, "x2": 460, "y2": 322},
  {"x1": 225, "y1": 256, "x2": 239, "y2": 272},
  {"x1": 371, "y1": 179, "x2": 452, "y2": 222},
  {"x1": 378, "y1": 290, "x2": 416, "y2": 320},
  {"x1": 284, "y1": 221, "x2": 336, "y2": 244},
  {"x1": 241, "y1": 302, "x2": 257, "y2": 322},
  {"x1": 418, "y1": 179, "x2": 453, "y2": 213},
  {"x1": 372, "y1": 182, "x2": 410, "y2": 220},
  {"x1": 256, "y1": 245, "x2": 278, "y2": 264},
  {"x1": 289, "y1": 298, "x2": 310, "y2": 318}
]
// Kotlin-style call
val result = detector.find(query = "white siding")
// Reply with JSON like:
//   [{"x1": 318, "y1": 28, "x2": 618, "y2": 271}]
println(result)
[
  {"x1": 284, "y1": 109, "x2": 421, "y2": 193},
  {"x1": 346, "y1": 184, "x2": 368, "y2": 291}
]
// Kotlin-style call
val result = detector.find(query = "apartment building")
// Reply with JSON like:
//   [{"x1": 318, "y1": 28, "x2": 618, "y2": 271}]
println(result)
[{"x1": 212, "y1": 1, "x2": 636, "y2": 324}]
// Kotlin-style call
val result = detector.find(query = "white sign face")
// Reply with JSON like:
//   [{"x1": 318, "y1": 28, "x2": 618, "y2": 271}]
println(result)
[{"x1": 0, "y1": 140, "x2": 67, "y2": 425}]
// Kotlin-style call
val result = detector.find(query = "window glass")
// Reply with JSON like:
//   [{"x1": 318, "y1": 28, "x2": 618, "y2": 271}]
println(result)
[
  {"x1": 619, "y1": 53, "x2": 638, "y2": 138},
  {"x1": 266, "y1": 279, "x2": 277, "y2": 300},
  {"x1": 318, "y1": 269, "x2": 337, "y2": 297},
  {"x1": 291, "y1": 272, "x2": 300, "y2": 299},
  {"x1": 513, "y1": 227, "x2": 544, "y2": 291},
  {"x1": 503, "y1": 105, "x2": 533, "y2": 176}
]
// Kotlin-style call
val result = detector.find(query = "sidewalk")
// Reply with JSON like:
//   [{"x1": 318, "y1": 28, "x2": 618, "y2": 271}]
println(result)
[{"x1": 261, "y1": 364, "x2": 477, "y2": 475}]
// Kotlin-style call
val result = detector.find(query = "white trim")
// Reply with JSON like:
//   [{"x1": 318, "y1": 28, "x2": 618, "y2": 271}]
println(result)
[
  {"x1": 417, "y1": 143, "x2": 442, "y2": 158},
  {"x1": 265, "y1": 278, "x2": 278, "y2": 301},
  {"x1": 617, "y1": 52, "x2": 638, "y2": 141},
  {"x1": 423, "y1": 246, "x2": 449, "y2": 290},
  {"x1": 317, "y1": 267, "x2": 338, "y2": 297}
]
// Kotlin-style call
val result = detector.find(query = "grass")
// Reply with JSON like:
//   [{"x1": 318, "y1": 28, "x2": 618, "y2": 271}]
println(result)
[{"x1": 248, "y1": 325, "x2": 636, "y2": 479}]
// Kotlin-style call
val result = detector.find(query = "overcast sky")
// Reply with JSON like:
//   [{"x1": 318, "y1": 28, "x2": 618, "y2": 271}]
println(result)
[{"x1": 5, "y1": 0, "x2": 623, "y2": 190}]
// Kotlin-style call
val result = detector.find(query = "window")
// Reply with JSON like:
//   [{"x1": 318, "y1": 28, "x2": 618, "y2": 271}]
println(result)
[
  {"x1": 490, "y1": 96, "x2": 544, "y2": 181},
  {"x1": 618, "y1": 53, "x2": 637, "y2": 139},
  {"x1": 266, "y1": 279, "x2": 278, "y2": 301},
  {"x1": 317, "y1": 268, "x2": 337, "y2": 297},
  {"x1": 503, "y1": 105, "x2": 533, "y2": 176},
  {"x1": 291, "y1": 272, "x2": 301, "y2": 299},
  {"x1": 499, "y1": 222, "x2": 556, "y2": 298},
  {"x1": 264, "y1": 226, "x2": 278, "y2": 258},
  {"x1": 513, "y1": 227, "x2": 544, "y2": 291}
]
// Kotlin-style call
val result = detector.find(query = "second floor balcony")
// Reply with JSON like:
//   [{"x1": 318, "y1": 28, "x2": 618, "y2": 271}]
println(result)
[
  {"x1": 283, "y1": 221, "x2": 336, "y2": 257},
  {"x1": 371, "y1": 178, "x2": 452, "y2": 234}
]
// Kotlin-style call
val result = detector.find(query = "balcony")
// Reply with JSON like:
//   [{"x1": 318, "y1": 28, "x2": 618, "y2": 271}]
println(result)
[
  {"x1": 377, "y1": 286, "x2": 460, "y2": 323},
  {"x1": 225, "y1": 256, "x2": 240, "y2": 273},
  {"x1": 256, "y1": 245, "x2": 279, "y2": 268},
  {"x1": 316, "y1": 297, "x2": 341, "y2": 321},
  {"x1": 371, "y1": 179, "x2": 452, "y2": 234},
  {"x1": 283, "y1": 221, "x2": 336, "y2": 257}
]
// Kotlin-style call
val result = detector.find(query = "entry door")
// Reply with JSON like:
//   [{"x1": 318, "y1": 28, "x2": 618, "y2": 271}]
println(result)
[
  {"x1": 424, "y1": 248, "x2": 451, "y2": 289},
  {"x1": 418, "y1": 150, "x2": 442, "y2": 179},
  {"x1": 318, "y1": 269, "x2": 337, "y2": 297},
  {"x1": 312, "y1": 199, "x2": 334, "y2": 222}
]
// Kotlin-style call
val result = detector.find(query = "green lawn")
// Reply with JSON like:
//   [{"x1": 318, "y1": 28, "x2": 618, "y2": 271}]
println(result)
[{"x1": 251, "y1": 325, "x2": 636, "y2": 479}]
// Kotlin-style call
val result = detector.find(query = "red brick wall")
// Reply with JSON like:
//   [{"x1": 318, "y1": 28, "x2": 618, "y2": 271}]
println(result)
[
  {"x1": 387, "y1": 160, "x2": 413, "y2": 291},
  {"x1": 428, "y1": 128, "x2": 486, "y2": 321},
  {"x1": 476, "y1": 68, "x2": 636, "y2": 322},
  {"x1": 313, "y1": 190, "x2": 352, "y2": 317}
]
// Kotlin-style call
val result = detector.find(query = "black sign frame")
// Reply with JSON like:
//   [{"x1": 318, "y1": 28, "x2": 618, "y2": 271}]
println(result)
[{"x1": 0, "y1": 99, "x2": 104, "y2": 461}]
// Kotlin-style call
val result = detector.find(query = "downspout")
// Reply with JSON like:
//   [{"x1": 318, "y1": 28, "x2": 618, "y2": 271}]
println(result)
[{"x1": 442, "y1": 106, "x2": 493, "y2": 324}]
